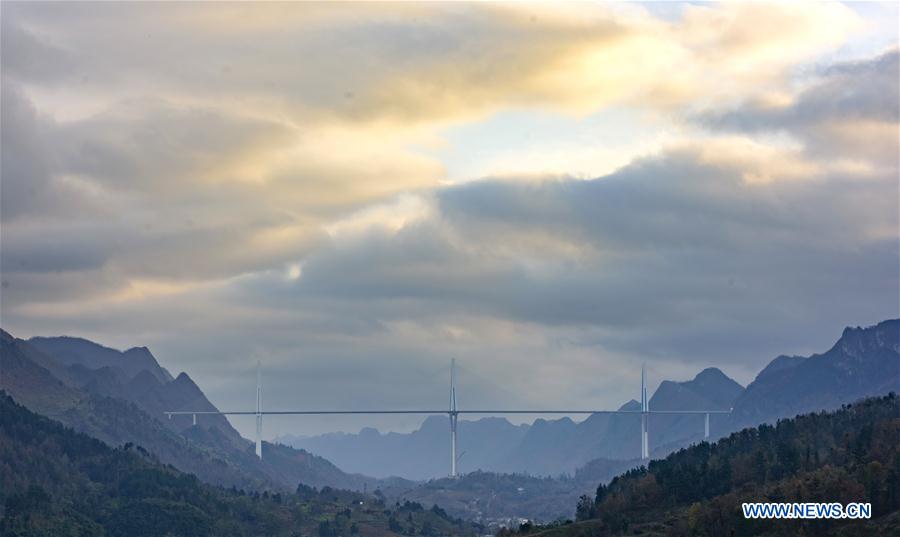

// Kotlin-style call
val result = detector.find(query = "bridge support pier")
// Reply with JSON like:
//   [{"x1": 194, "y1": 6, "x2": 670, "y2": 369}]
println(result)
[
  {"x1": 255, "y1": 361, "x2": 263, "y2": 459},
  {"x1": 450, "y1": 359, "x2": 459, "y2": 478},
  {"x1": 641, "y1": 413, "x2": 649, "y2": 460},
  {"x1": 450, "y1": 411, "x2": 458, "y2": 478},
  {"x1": 641, "y1": 365, "x2": 649, "y2": 460}
]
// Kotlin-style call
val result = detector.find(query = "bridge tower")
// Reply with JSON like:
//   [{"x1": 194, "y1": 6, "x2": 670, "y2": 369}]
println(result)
[{"x1": 450, "y1": 359, "x2": 459, "y2": 478}]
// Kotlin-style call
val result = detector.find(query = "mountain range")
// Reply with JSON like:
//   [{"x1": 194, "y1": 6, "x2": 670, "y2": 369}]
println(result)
[
  {"x1": 279, "y1": 320, "x2": 899, "y2": 479},
  {"x1": 1, "y1": 319, "x2": 897, "y2": 523},
  {"x1": 729, "y1": 320, "x2": 900, "y2": 429},
  {"x1": 0, "y1": 329, "x2": 386, "y2": 493},
  {"x1": 277, "y1": 367, "x2": 742, "y2": 478}
]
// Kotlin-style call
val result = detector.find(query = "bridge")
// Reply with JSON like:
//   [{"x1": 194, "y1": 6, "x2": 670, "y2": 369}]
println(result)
[{"x1": 165, "y1": 360, "x2": 731, "y2": 477}]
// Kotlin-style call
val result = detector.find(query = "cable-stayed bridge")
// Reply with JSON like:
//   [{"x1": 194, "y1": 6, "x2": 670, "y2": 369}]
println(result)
[{"x1": 165, "y1": 360, "x2": 730, "y2": 477}]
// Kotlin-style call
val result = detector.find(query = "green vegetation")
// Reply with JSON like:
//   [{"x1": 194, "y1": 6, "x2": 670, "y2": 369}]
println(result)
[
  {"x1": 506, "y1": 393, "x2": 900, "y2": 536},
  {"x1": 0, "y1": 392, "x2": 480, "y2": 537}
]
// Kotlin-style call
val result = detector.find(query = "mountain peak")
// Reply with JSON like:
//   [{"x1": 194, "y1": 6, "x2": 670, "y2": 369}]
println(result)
[
  {"x1": 837, "y1": 319, "x2": 900, "y2": 357},
  {"x1": 731, "y1": 319, "x2": 900, "y2": 429},
  {"x1": 418, "y1": 414, "x2": 449, "y2": 434},
  {"x1": 755, "y1": 354, "x2": 806, "y2": 382},
  {"x1": 28, "y1": 336, "x2": 172, "y2": 383},
  {"x1": 359, "y1": 426, "x2": 380, "y2": 438},
  {"x1": 172, "y1": 371, "x2": 199, "y2": 389},
  {"x1": 649, "y1": 367, "x2": 743, "y2": 411},
  {"x1": 694, "y1": 367, "x2": 728, "y2": 382}
]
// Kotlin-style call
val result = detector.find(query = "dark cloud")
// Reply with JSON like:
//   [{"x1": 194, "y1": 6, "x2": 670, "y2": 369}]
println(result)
[
  {"x1": 0, "y1": 17, "x2": 74, "y2": 83},
  {"x1": 1, "y1": 83, "x2": 57, "y2": 221},
  {"x1": 704, "y1": 50, "x2": 898, "y2": 128},
  {"x1": 235, "y1": 148, "x2": 898, "y2": 370},
  {"x1": 696, "y1": 49, "x2": 900, "y2": 163}
]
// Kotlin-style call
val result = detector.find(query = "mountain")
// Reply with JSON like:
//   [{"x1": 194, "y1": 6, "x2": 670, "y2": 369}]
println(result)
[
  {"x1": 280, "y1": 368, "x2": 743, "y2": 478},
  {"x1": 5, "y1": 319, "x2": 895, "y2": 527},
  {"x1": 24, "y1": 335, "x2": 243, "y2": 445},
  {"x1": 28, "y1": 335, "x2": 174, "y2": 383},
  {"x1": 534, "y1": 392, "x2": 900, "y2": 536},
  {"x1": 281, "y1": 415, "x2": 530, "y2": 480},
  {"x1": 0, "y1": 329, "x2": 265, "y2": 490},
  {"x1": 0, "y1": 392, "x2": 479, "y2": 537},
  {"x1": 0, "y1": 329, "x2": 382, "y2": 493},
  {"x1": 510, "y1": 367, "x2": 741, "y2": 473},
  {"x1": 730, "y1": 319, "x2": 900, "y2": 430},
  {"x1": 283, "y1": 321, "x2": 899, "y2": 481},
  {"x1": 655, "y1": 367, "x2": 743, "y2": 409},
  {"x1": 638, "y1": 367, "x2": 742, "y2": 454},
  {"x1": 0, "y1": 329, "x2": 82, "y2": 420}
]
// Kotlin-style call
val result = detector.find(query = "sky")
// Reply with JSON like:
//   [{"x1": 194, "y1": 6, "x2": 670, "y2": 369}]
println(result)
[{"x1": 1, "y1": 2, "x2": 898, "y2": 440}]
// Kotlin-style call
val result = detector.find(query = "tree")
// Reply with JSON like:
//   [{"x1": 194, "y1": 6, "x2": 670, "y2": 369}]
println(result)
[{"x1": 575, "y1": 494, "x2": 596, "y2": 521}]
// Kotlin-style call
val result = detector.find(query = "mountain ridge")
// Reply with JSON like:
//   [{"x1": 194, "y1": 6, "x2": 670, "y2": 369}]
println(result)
[
  {"x1": 729, "y1": 318, "x2": 900, "y2": 430},
  {"x1": 281, "y1": 320, "x2": 898, "y2": 480},
  {"x1": 279, "y1": 366, "x2": 745, "y2": 478},
  {"x1": 1, "y1": 329, "x2": 386, "y2": 493},
  {"x1": 28, "y1": 335, "x2": 174, "y2": 384},
  {"x1": 4, "y1": 319, "x2": 897, "y2": 524}
]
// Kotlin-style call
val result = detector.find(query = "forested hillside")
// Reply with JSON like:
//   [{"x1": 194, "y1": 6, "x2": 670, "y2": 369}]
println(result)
[
  {"x1": 517, "y1": 393, "x2": 900, "y2": 536},
  {"x1": 0, "y1": 392, "x2": 479, "y2": 537}
]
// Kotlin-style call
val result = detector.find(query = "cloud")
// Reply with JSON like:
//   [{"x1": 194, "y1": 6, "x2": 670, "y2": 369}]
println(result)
[
  {"x1": 54, "y1": 101, "x2": 296, "y2": 193},
  {"x1": 696, "y1": 49, "x2": 900, "y2": 167},
  {"x1": 1, "y1": 3, "x2": 896, "y2": 438},
  {"x1": 282, "y1": 148, "x2": 897, "y2": 337},
  {"x1": 0, "y1": 16, "x2": 74, "y2": 83},
  {"x1": 2, "y1": 2, "x2": 862, "y2": 124},
  {"x1": 24, "y1": 143, "x2": 892, "y2": 437},
  {"x1": 1, "y1": 83, "x2": 61, "y2": 221}
]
